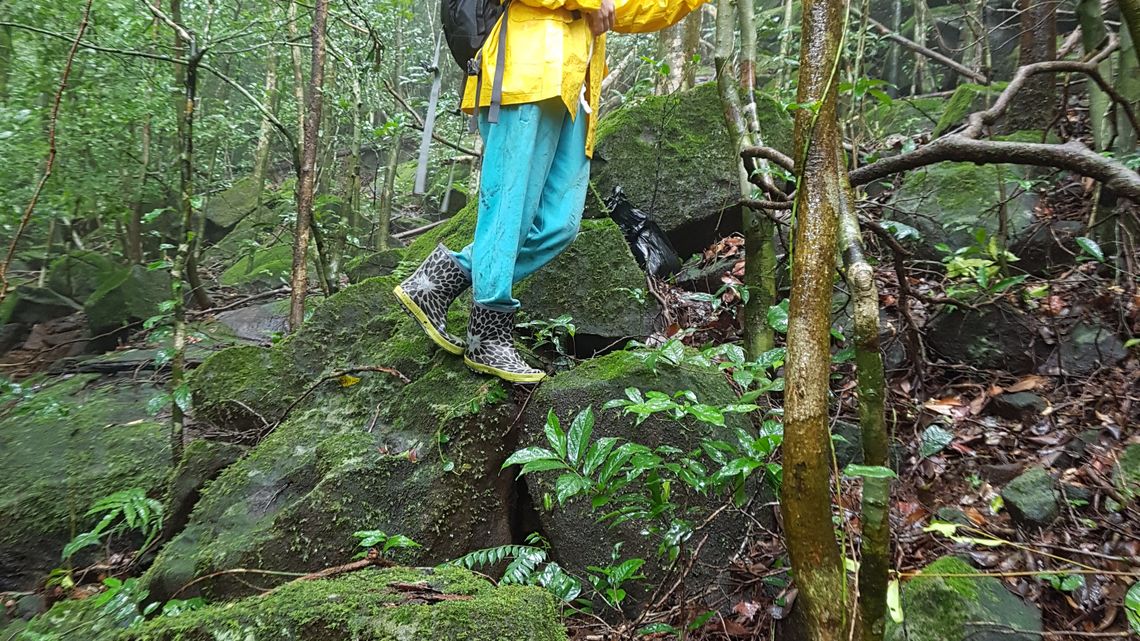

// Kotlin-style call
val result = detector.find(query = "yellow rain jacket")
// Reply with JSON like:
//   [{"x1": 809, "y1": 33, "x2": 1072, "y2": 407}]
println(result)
[{"x1": 462, "y1": 0, "x2": 709, "y2": 157}]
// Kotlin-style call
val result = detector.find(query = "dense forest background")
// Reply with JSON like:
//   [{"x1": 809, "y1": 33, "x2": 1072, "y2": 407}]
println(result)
[{"x1": 1, "y1": 1, "x2": 1139, "y2": 640}]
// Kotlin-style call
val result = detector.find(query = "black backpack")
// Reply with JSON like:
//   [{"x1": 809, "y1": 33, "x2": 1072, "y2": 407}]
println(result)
[
  {"x1": 441, "y1": 0, "x2": 507, "y2": 75},
  {"x1": 441, "y1": 0, "x2": 510, "y2": 125}
]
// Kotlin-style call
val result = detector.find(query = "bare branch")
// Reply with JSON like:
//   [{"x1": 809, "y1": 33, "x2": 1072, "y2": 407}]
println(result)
[
  {"x1": 859, "y1": 12, "x2": 989, "y2": 84},
  {"x1": 381, "y1": 78, "x2": 480, "y2": 157}
]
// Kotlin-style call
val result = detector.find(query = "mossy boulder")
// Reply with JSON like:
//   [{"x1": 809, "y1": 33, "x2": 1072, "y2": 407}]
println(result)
[
  {"x1": 517, "y1": 349, "x2": 760, "y2": 614},
  {"x1": 346, "y1": 248, "x2": 407, "y2": 283},
  {"x1": 218, "y1": 244, "x2": 294, "y2": 291},
  {"x1": 46, "y1": 251, "x2": 124, "y2": 303},
  {"x1": 932, "y1": 83, "x2": 1007, "y2": 137},
  {"x1": 889, "y1": 162, "x2": 1037, "y2": 260},
  {"x1": 0, "y1": 375, "x2": 171, "y2": 590},
  {"x1": 408, "y1": 203, "x2": 660, "y2": 345},
  {"x1": 2, "y1": 285, "x2": 81, "y2": 325},
  {"x1": 203, "y1": 177, "x2": 282, "y2": 242},
  {"x1": 1001, "y1": 467, "x2": 1058, "y2": 529},
  {"x1": 864, "y1": 96, "x2": 948, "y2": 140},
  {"x1": 84, "y1": 265, "x2": 172, "y2": 335},
  {"x1": 926, "y1": 304, "x2": 1048, "y2": 375},
  {"x1": 589, "y1": 82, "x2": 794, "y2": 258},
  {"x1": 163, "y1": 439, "x2": 247, "y2": 539},
  {"x1": 213, "y1": 298, "x2": 293, "y2": 343},
  {"x1": 125, "y1": 567, "x2": 566, "y2": 641},
  {"x1": 147, "y1": 277, "x2": 515, "y2": 601},
  {"x1": 886, "y1": 556, "x2": 1041, "y2": 641}
]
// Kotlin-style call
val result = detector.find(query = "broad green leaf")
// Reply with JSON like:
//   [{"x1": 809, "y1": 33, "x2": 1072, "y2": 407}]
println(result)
[
  {"x1": 686, "y1": 404, "x2": 725, "y2": 427},
  {"x1": 519, "y1": 459, "x2": 571, "y2": 475},
  {"x1": 1075, "y1": 236, "x2": 1105, "y2": 262},
  {"x1": 767, "y1": 300, "x2": 790, "y2": 333},
  {"x1": 582, "y1": 437, "x2": 620, "y2": 476},
  {"x1": 1125, "y1": 581, "x2": 1140, "y2": 633},
  {"x1": 566, "y1": 408, "x2": 594, "y2": 467},
  {"x1": 554, "y1": 473, "x2": 590, "y2": 504},
  {"x1": 502, "y1": 447, "x2": 559, "y2": 470},
  {"x1": 887, "y1": 579, "x2": 903, "y2": 623},
  {"x1": 173, "y1": 383, "x2": 192, "y2": 413},
  {"x1": 383, "y1": 535, "x2": 421, "y2": 551},
  {"x1": 543, "y1": 410, "x2": 567, "y2": 459},
  {"x1": 843, "y1": 464, "x2": 898, "y2": 479}
]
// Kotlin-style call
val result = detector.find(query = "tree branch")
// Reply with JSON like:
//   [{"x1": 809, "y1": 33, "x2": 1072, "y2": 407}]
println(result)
[
  {"x1": 381, "y1": 78, "x2": 480, "y2": 157},
  {"x1": 859, "y1": 11, "x2": 989, "y2": 84}
]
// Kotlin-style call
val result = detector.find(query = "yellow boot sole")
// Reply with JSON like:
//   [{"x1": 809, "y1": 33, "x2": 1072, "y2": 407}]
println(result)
[
  {"x1": 464, "y1": 356, "x2": 547, "y2": 384},
  {"x1": 393, "y1": 285, "x2": 465, "y2": 356}
]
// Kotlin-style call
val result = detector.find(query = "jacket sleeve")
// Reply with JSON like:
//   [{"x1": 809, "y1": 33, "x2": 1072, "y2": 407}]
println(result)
[
  {"x1": 514, "y1": 0, "x2": 603, "y2": 10},
  {"x1": 612, "y1": 0, "x2": 709, "y2": 33}
]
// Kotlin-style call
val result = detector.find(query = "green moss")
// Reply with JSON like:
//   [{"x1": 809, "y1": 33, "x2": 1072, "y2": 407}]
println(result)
[
  {"x1": 188, "y1": 344, "x2": 300, "y2": 432},
  {"x1": 124, "y1": 567, "x2": 566, "y2": 641},
  {"x1": 932, "y1": 82, "x2": 1007, "y2": 137},
  {"x1": 46, "y1": 250, "x2": 124, "y2": 303},
  {"x1": 84, "y1": 265, "x2": 172, "y2": 334},
  {"x1": 218, "y1": 244, "x2": 294, "y2": 289},
  {"x1": 590, "y1": 82, "x2": 793, "y2": 256},
  {"x1": 1115, "y1": 444, "x2": 1140, "y2": 501},
  {"x1": 345, "y1": 248, "x2": 406, "y2": 282},
  {"x1": 886, "y1": 556, "x2": 1041, "y2": 641},
  {"x1": 863, "y1": 96, "x2": 947, "y2": 138},
  {"x1": 406, "y1": 200, "x2": 479, "y2": 264},
  {"x1": 0, "y1": 375, "x2": 170, "y2": 590},
  {"x1": 204, "y1": 177, "x2": 278, "y2": 230}
]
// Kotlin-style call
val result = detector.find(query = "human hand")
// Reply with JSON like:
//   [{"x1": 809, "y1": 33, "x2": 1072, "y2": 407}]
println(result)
[{"x1": 585, "y1": 0, "x2": 615, "y2": 36}]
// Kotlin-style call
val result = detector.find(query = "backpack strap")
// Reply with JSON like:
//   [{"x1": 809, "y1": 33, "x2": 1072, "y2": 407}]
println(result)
[{"x1": 487, "y1": 1, "x2": 509, "y2": 123}]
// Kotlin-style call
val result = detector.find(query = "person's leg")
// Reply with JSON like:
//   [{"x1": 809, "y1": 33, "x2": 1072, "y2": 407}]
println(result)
[
  {"x1": 512, "y1": 104, "x2": 590, "y2": 282},
  {"x1": 452, "y1": 100, "x2": 565, "y2": 310}
]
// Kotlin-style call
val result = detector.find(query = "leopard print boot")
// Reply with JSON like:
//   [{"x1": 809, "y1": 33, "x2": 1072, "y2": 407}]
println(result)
[
  {"x1": 464, "y1": 303, "x2": 547, "y2": 384},
  {"x1": 393, "y1": 243, "x2": 471, "y2": 355}
]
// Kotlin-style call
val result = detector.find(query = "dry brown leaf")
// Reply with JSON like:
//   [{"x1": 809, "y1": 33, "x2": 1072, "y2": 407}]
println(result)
[{"x1": 1007, "y1": 375, "x2": 1045, "y2": 393}]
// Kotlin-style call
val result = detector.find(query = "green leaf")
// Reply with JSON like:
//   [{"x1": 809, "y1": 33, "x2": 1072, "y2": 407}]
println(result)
[
  {"x1": 566, "y1": 408, "x2": 594, "y2": 467},
  {"x1": 1125, "y1": 581, "x2": 1140, "y2": 633},
  {"x1": 661, "y1": 339, "x2": 686, "y2": 366},
  {"x1": 518, "y1": 459, "x2": 571, "y2": 475},
  {"x1": 544, "y1": 410, "x2": 567, "y2": 459},
  {"x1": 1075, "y1": 236, "x2": 1105, "y2": 262},
  {"x1": 887, "y1": 579, "x2": 903, "y2": 623},
  {"x1": 920, "y1": 424, "x2": 954, "y2": 458},
  {"x1": 173, "y1": 383, "x2": 192, "y2": 413},
  {"x1": 638, "y1": 622, "x2": 680, "y2": 635},
  {"x1": 582, "y1": 437, "x2": 620, "y2": 477},
  {"x1": 383, "y1": 535, "x2": 421, "y2": 552},
  {"x1": 843, "y1": 464, "x2": 898, "y2": 479},
  {"x1": 554, "y1": 473, "x2": 590, "y2": 504},
  {"x1": 767, "y1": 300, "x2": 790, "y2": 333},
  {"x1": 502, "y1": 447, "x2": 559, "y2": 470},
  {"x1": 62, "y1": 531, "x2": 105, "y2": 560},
  {"x1": 686, "y1": 404, "x2": 725, "y2": 427}
]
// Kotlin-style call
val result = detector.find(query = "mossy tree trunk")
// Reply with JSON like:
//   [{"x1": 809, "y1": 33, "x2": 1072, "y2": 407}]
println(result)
[
  {"x1": 714, "y1": 0, "x2": 777, "y2": 360},
  {"x1": 1119, "y1": 0, "x2": 1140, "y2": 68},
  {"x1": 289, "y1": 0, "x2": 329, "y2": 332},
  {"x1": 838, "y1": 170, "x2": 890, "y2": 641},
  {"x1": 1077, "y1": 0, "x2": 1113, "y2": 151},
  {"x1": 681, "y1": 7, "x2": 703, "y2": 90},
  {"x1": 782, "y1": 0, "x2": 849, "y2": 639}
]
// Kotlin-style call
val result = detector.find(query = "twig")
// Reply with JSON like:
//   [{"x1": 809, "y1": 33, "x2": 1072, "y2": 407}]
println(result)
[
  {"x1": 859, "y1": 12, "x2": 989, "y2": 83},
  {"x1": 259, "y1": 554, "x2": 395, "y2": 598},
  {"x1": 170, "y1": 567, "x2": 307, "y2": 600},
  {"x1": 261, "y1": 365, "x2": 412, "y2": 438},
  {"x1": 393, "y1": 218, "x2": 449, "y2": 240},
  {"x1": 381, "y1": 78, "x2": 480, "y2": 157},
  {"x1": 188, "y1": 287, "x2": 291, "y2": 318},
  {"x1": 0, "y1": 0, "x2": 94, "y2": 307}
]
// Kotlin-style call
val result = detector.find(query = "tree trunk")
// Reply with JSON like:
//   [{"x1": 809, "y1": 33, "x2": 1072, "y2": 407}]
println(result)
[
  {"x1": 0, "y1": 25, "x2": 12, "y2": 104},
  {"x1": 375, "y1": 136, "x2": 400, "y2": 251},
  {"x1": 287, "y1": 0, "x2": 307, "y2": 146},
  {"x1": 346, "y1": 70, "x2": 364, "y2": 244},
  {"x1": 289, "y1": 0, "x2": 329, "y2": 332},
  {"x1": 719, "y1": 0, "x2": 778, "y2": 359},
  {"x1": 656, "y1": 24, "x2": 686, "y2": 94},
  {"x1": 782, "y1": 0, "x2": 849, "y2": 639},
  {"x1": 838, "y1": 175, "x2": 890, "y2": 641},
  {"x1": 127, "y1": 118, "x2": 151, "y2": 263},
  {"x1": 170, "y1": 44, "x2": 204, "y2": 467},
  {"x1": 681, "y1": 7, "x2": 703, "y2": 90},
  {"x1": 1119, "y1": 0, "x2": 1140, "y2": 68},
  {"x1": 1006, "y1": 0, "x2": 1057, "y2": 132},
  {"x1": 252, "y1": 46, "x2": 279, "y2": 208},
  {"x1": 1116, "y1": 18, "x2": 1140, "y2": 152}
]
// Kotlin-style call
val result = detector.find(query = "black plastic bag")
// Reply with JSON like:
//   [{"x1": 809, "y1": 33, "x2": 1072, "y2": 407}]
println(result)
[{"x1": 605, "y1": 187, "x2": 682, "y2": 279}]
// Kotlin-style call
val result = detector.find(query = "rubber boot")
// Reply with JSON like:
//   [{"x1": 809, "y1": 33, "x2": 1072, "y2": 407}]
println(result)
[
  {"x1": 393, "y1": 243, "x2": 471, "y2": 355},
  {"x1": 464, "y1": 303, "x2": 546, "y2": 384}
]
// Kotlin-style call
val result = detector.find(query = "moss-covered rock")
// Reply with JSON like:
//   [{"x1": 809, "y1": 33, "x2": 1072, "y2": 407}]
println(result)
[
  {"x1": 889, "y1": 162, "x2": 1037, "y2": 260},
  {"x1": 3, "y1": 285, "x2": 82, "y2": 325},
  {"x1": 925, "y1": 304, "x2": 1048, "y2": 375},
  {"x1": 218, "y1": 244, "x2": 294, "y2": 291},
  {"x1": 886, "y1": 556, "x2": 1041, "y2": 641},
  {"x1": 517, "y1": 349, "x2": 761, "y2": 613},
  {"x1": 46, "y1": 250, "x2": 125, "y2": 304},
  {"x1": 125, "y1": 567, "x2": 566, "y2": 641},
  {"x1": 1054, "y1": 321, "x2": 1127, "y2": 376},
  {"x1": 864, "y1": 96, "x2": 948, "y2": 139},
  {"x1": 1001, "y1": 467, "x2": 1058, "y2": 529},
  {"x1": 0, "y1": 375, "x2": 171, "y2": 590},
  {"x1": 147, "y1": 277, "x2": 515, "y2": 601},
  {"x1": 203, "y1": 177, "x2": 282, "y2": 238},
  {"x1": 163, "y1": 439, "x2": 247, "y2": 539},
  {"x1": 589, "y1": 82, "x2": 794, "y2": 258},
  {"x1": 408, "y1": 204, "x2": 660, "y2": 344},
  {"x1": 346, "y1": 248, "x2": 406, "y2": 283},
  {"x1": 932, "y1": 83, "x2": 1007, "y2": 137},
  {"x1": 84, "y1": 265, "x2": 172, "y2": 334}
]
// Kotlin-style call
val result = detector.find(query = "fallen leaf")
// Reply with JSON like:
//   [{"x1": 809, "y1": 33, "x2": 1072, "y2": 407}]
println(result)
[
  {"x1": 339, "y1": 374, "x2": 362, "y2": 388},
  {"x1": 1007, "y1": 375, "x2": 1045, "y2": 393},
  {"x1": 733, "y1": 600, "x2": 761, "y2": 621}
]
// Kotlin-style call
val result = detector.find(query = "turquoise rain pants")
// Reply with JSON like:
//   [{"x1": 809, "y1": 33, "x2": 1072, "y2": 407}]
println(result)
[{"x1": 452, "y1": 98, "x2": 590, "y2": 311}]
